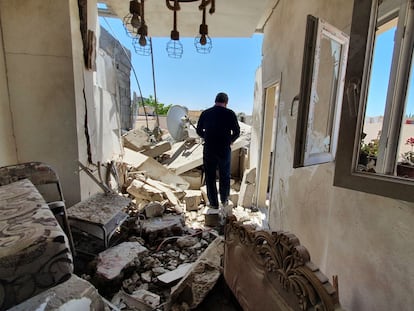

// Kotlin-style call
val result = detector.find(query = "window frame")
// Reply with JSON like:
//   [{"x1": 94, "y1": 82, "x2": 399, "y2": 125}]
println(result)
[
  {"x1": 333, "y1": 0, "x2": 414, "y2": 203},
  {"x1": 294, "y1": 15, "x2": 349, "y2": 167}
]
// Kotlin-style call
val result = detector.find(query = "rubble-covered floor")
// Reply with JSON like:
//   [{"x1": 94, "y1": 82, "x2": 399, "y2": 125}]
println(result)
[
  {"x1": 70, "y1": 198, "x2": 265, "y2": 310},
  {"x1": 67, "y1": 124, "x2": 263, "y2": 310}
]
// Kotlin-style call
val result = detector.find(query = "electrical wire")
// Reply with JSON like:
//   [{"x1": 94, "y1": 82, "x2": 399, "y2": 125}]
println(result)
[{"x1": 150, "y1": 37, "x2": 161, "y2": 129}]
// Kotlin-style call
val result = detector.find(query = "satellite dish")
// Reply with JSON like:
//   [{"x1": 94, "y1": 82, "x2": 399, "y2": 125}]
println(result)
[{"x1": 167, "y1": 105, "x2": 189, "y2": 141}]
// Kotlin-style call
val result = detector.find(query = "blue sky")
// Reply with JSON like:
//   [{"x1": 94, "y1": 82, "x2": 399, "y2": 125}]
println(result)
[
  {"x1": 100, "y1": 16, "x2": 263, "y2": 115},
  {"x1": 366, "y1": 26, "x2": 414, "y2": 117}
]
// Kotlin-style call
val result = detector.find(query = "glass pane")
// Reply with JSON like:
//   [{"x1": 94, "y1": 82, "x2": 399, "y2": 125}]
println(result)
[
  {"x1": 358, "y1": 20, "x2": 397, "y2": 172},
  {"x1": 307, "y1": 34, "x2": 341, "y2": 155},
  {"x1": 396, "y1": 50, "x2": 414, "y2": 178}
]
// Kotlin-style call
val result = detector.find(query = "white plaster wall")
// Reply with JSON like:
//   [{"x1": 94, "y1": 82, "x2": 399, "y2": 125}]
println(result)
[
  {"x1": 71, "y1": 0, "x2": 124, "y2": 201},
  {"x1": 0, "y1": 20, "x2": 17, "y2": 165},
  {"x1": 250, "y1": 66, "x2": 263, "y2": 169},
  {"x1": 262, "y1": 1, "x2": 414, "y2": 310},
  {"x1": 92, "y1": 48, "x2": 123, "y2": 163},
  {"x1": 0, "y1": 0, "x2": 81, "y2": 206}
]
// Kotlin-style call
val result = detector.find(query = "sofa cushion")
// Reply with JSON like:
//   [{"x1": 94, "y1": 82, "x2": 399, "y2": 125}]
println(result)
[{"x1": 0, "y1": 179, "x2": 73, "y2": 310}]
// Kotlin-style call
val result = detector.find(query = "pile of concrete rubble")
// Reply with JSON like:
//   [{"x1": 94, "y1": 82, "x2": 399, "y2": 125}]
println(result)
[{"x1": 73, "y1": 123, "x2": 266, "y2": 310}]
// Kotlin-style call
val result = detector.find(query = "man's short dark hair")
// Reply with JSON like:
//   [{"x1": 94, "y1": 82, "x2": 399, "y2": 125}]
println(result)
[{"x1": 215, "y1": 92, "x2": 228, "y2": 104}]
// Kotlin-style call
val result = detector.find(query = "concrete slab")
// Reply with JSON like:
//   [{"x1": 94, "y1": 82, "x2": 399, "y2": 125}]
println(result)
[
  {"x1": 167, "y1": 123, "x2": 250, "y2": 175},
  {"x1": 123, "y1": 148, "x2": 189, "y2": 190},
  {"x1": 96, "y1": 242, "x2": 148, "y2": 280},
  {"x1": 141, "y1": 141, "x2": 172, "y2": 158},
  {"x1": 157, "y1": 263, "x2": 193, "y2": 285},
  {"x1": 122, "y1": 128, "x2": 151, "y2": 152},
  {"x1": 168, "y1": 237, "x2": 224, "y2": 309}
]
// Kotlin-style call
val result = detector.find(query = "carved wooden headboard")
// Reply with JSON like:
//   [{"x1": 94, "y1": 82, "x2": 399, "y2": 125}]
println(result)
[{"x1": 224, "y1": 217, "x2": 343, "y2": 311}]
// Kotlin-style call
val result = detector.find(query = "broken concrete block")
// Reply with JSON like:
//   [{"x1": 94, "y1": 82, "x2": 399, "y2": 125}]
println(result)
[
  {"x1": 118, "y1": 290, "x2": 159, "y2": 311},
  {"x1": 142, "y1": 175, "x2": 183, "y2": 207},
  {"x1": 96, "y1": 242, "x2": 148, "y2": 280},
  {"x1": 123, "y1": 148, "x2": 189, "y2": 190},
  {"x1": 203, "y1": 207, "x2": 221, "y2": 227},
  {"x1": 141, "y1": 141, "x2": 172, "y2": 158},
  {"x1": 237, "y1": 167, "x2": 256, "y2": 207},
  {"x1": 238, "y1": 182, "x2": 255, "y2": 208},
  {"x1": 141, "y1": 271, "x2": 153, "y2": 283},
  {"x1": 184, "y1": 190, "x2": 202, "y2": 211},
  {"x1": 167, "y1": 128, "x2": 250, "y2": 175},
  {"x1": 243, "y1": 167, "x2": 256, "y2": 184},
  {"x1": 132, "y1": 289, "x2": 160, "y2": 309},
  {"x1": 176, "y1": 236, "x2": 199, "y2": 248},
  {"x1": 140, "y1": 215, "x2": 184, "y2": 242},
  {"x1": 179, "y1": 169, "x2": 203, "y2": 190},
  {"x1": 168, "y1": 237, "x2": 224, "y2": 309},
  {"x1": 144, "y1": 201, "x2": 165, "y2": 218},
  {"x1": 123, "y1": 128, "x2": 151, "y2": 152},
  {"x1": 157, "y1": 263, "x2": 193, "y2": 285},
  {"x1": 127, "y1": 179, "x2": 164, "y2": 202}
]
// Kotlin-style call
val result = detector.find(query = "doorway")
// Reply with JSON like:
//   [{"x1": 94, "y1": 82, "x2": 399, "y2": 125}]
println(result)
[{"x1": 255, "y1": 82, "x2": 280, "y2": 208}]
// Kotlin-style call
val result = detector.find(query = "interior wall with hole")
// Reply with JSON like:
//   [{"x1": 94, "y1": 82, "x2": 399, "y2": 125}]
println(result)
[{"x1": 261, "y1": 0, "x2": 414, "y2": 310}]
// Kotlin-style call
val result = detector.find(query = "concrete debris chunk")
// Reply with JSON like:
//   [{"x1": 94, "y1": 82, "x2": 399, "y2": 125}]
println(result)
[
  {"x1": 244, "y1": 167, "x2": 256, "y2": 184},
  {"x1": 202, "y1": 207, "x2": 221, "y2": 227},
  {"x1": 123, "y1": 148, "x2": 189, "y2": 190},
  {"x1": 144, "y1": 201, "x2": 165, "y2": 218},
  {"x1": 131, "y1": 289, "x2": 160, "y2": 309},
  {"x1": 157, "y1": 263, "x2": 193, "y2": 285},
  {"x1": 117, "y1": 290, "x2": 160, "y2": 311},
  {"x1": 141, "y1": 271, "x2": 153, "y2": 283},
  {"x1": 238, "y1": 167, "x2": 256, "y2": 208},
  {"x1": 167, "y1": 124, "x2": 250, "y2": 175},
  {"x1": 176, "y1": 236, "x2": 199, "y2": 248},
  {"x1": 141, "y1": 174, "x2": 185, "y2": 207},
  {"x1": 97, "y1": 242, "x2": 148, "y2": 280},
  {"x1": 141, "y1": 140, "x2": 172, "y2": 158},
  {"x1": 168, "y1": 237, "x2": 224, "y2": 309},
  {"x1": 184, "y1": 190, "x2": 202, "y2": 211},
  {"x1": 123, "y1": 128, "x2": 152, "y2": 152},
  {"x1": 127, "y1": 179, "x2": 164, "y2": 202},
  {"x1": 140, "y1": 215, "x2": 184, "y2": 242},
  {"x1": 179, "y1": 169, "x2": 203, "y2": 190}
]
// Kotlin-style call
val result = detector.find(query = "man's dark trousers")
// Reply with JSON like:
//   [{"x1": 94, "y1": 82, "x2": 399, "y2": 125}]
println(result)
[{"x1": 203, "y1": 149, "x2": 231, "y2": 208}]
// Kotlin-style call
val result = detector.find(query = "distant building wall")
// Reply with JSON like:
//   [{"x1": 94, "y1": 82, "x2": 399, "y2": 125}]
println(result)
[{"x1": 99, "y1": 27, "x2": 132, "y2": 131}]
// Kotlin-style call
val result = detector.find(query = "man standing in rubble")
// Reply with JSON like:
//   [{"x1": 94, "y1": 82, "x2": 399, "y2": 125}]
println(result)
[{"x1": 196, "y1": 92, "x2": 240, "y2": 209}]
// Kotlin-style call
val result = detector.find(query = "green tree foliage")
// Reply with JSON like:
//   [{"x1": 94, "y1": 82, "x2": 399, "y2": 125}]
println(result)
[{"x1": 140, "y1": 95, "x2": 172, "y2": 115}]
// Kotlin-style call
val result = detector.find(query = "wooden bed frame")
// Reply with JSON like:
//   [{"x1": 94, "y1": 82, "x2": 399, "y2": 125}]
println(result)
[{"x1": 224, "y1": 216, "x2": 343, "y2": 311}]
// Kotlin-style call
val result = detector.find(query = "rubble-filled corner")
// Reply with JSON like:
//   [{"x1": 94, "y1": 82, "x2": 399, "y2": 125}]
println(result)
[{"x1": 62, "y1": 122, "x2": 264, "y2": 310}]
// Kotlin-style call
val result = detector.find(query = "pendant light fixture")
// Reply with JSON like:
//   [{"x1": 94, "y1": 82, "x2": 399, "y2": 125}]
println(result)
[
  {"x1": 166, "y1": 0, "x2": 184, "y2": 59},
  {"x1": 124, "y1": 0, "x2": 216, "y2": 57},
  {"x1": 132, "y1": 0, "x2": 151, "y2": 56},
  {"x1": 123, "y1": 0, "x2": 141, "y2": 38},
  {"x1": 194, "y1": 5, "x2": 212, "y2": 54}
]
